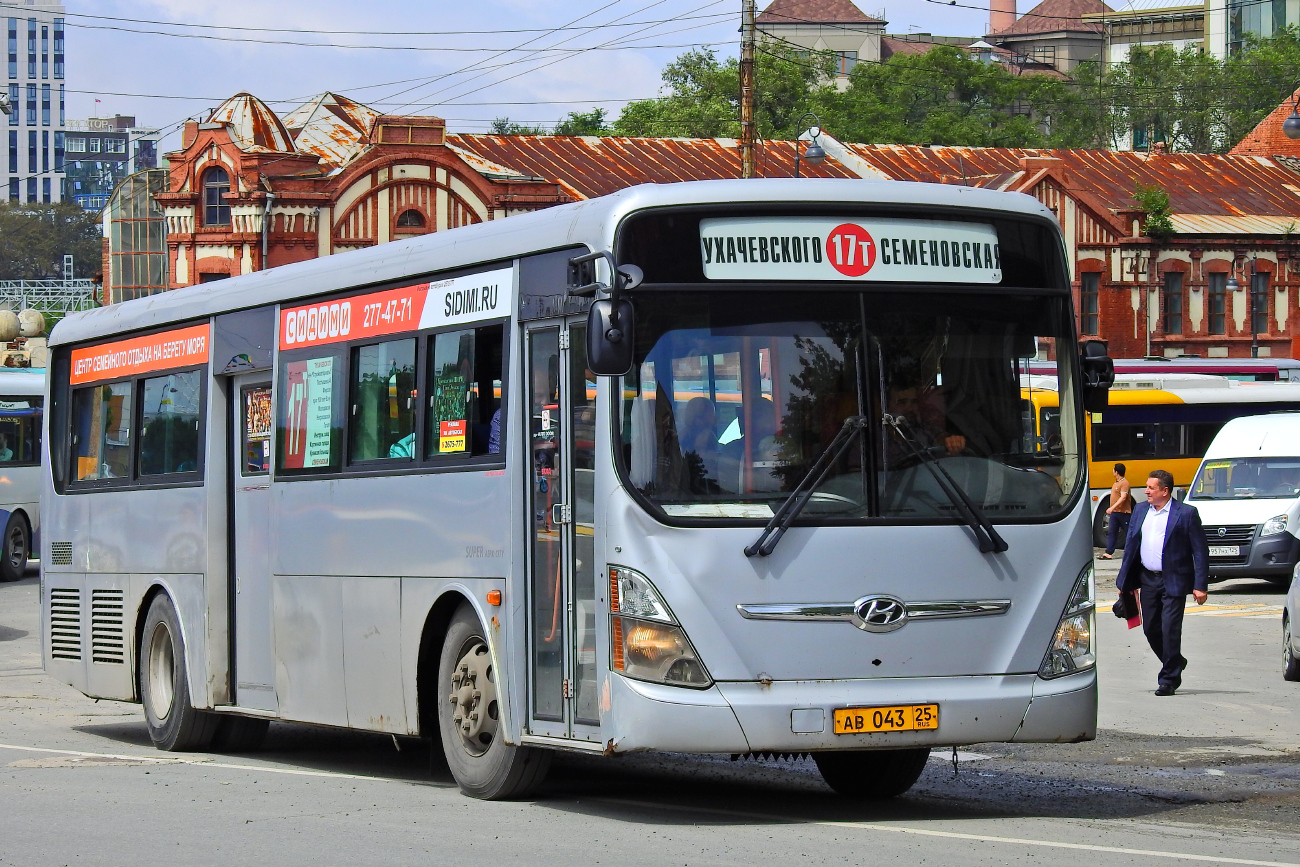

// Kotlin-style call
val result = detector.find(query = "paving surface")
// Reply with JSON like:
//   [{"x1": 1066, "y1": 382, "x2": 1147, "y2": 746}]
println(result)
[{"x1": 1, "y1": 557, "x2": 1298, "y2": 866}]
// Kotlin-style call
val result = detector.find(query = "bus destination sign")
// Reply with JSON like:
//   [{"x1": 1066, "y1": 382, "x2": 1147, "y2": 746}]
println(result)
[
  {"x1": 699, "y1": 217, "x2": 1001, "y2": 283},
  {"x1": 279, "y1": 266, "x2": 514, "y2": 350}
]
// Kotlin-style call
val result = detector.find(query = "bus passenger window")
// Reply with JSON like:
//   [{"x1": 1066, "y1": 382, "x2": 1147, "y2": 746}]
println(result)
[
  {"x1": 0, "y1": 395, "x2": 41, "y2": 465},
  {"x1": 349, "y1": 338, "x2": 416, "y2": 462},
  {"x1": 138, "y1": 371, "x2": 202, "y2": 476},
  {"x1": 278, "y1": 353, "x2": 342, "y2": 473},
  {"x1": 427, "y1": 325, "x2": 504, "y2": 458},
  {"x1": 243, "y1": 387, "x2": 272, "y2": 474},
  {"x1": 71, "y1": 382, "x2": 133, "y2": 481}
]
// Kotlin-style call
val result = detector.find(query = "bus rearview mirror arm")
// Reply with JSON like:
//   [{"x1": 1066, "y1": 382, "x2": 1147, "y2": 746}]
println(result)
[
  {"x1": 569, "y1": 251, "x2": 643, "y2": 376},
  {"x1": 1080, "y1": 339, "x2": 1114, "y2": 414}
]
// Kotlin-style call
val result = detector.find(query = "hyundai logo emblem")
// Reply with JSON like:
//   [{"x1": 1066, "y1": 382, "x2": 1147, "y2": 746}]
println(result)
[
  {"x1": 851, "y1": 595, "x2": 909, "y2": 633},
  {"x1": 1218, "y1": 527, "x2": 1227, "y2": 537}
]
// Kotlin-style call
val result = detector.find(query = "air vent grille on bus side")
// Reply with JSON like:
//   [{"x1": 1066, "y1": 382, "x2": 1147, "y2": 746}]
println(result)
[
  {"x1": 49, "y1": 542, "x2": 73, "y2": 566},
  {"x1": 49, "y1": 588, "x2": 82, "y2": 660},
  {"x1": 90, "y1": 590, "x2": 125, "y2": 665}
]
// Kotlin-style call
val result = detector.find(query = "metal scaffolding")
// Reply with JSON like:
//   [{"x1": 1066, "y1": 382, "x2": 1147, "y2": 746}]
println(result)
[{"x1": 0, "y1": 279, "x2": 99, "y2": 314}]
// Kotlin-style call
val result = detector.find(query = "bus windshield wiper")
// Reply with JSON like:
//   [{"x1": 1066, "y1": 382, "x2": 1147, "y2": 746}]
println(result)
[
  {"x1": 884, "y1": 414, "x2": 1009, "y2": 555},
  {"x1": 745, "y1": 416, "x2": 868, "y2": 557}
]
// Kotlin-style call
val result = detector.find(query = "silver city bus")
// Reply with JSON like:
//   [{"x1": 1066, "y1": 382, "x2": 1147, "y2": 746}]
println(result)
[
  {"x1": 0, "y1": 368, "x2": 44, "y2": 581},
  {"x1": 42, "y1": 180, "x2": 1112, "y2": 799}
]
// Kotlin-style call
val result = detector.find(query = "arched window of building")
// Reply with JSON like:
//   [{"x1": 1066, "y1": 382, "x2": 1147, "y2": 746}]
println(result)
[
  {"x1": 395, "y1": 209, "x2": 426, "y2": 230},
  {"x1": 203, "y1": 167, "x2": 231, "y2": 227}
]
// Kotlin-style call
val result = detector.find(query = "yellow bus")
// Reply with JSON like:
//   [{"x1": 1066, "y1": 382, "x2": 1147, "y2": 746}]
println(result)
[{"x1": 1023, "y1": 375, "x2": 1300, "y2": 546}]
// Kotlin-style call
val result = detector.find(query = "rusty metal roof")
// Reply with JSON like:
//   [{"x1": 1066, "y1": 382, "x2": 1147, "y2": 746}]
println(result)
[
  {"x1": 283, "y1": 93, "x2": 379, "y2": 170},
  {"x1": 447, "y1": 134, "x2": 859, "y2": 199},
  {"x1": 207, "y1": 93, "x2": 295, "y2": 154}
]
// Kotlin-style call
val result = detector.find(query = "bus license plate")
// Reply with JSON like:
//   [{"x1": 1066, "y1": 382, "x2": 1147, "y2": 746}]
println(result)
[
  {"x1": 1209, "y1": 545, "x2": 1240, "y2": 557},
  {"x1": 833, "y1": 704, "x2": 938, "y2": 734}
]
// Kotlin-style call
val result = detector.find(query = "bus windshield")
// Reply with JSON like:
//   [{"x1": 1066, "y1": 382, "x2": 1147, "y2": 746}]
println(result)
[
  {"x1": 619, "y1": 290, "x2": 1081, "y2": 522},
  {"x1": 1192, "y1": 457, "x2": 1300, "y2": 500}
]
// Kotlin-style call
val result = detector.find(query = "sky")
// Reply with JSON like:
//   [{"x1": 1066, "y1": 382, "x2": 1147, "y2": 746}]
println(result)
[{"x1": 54, "y1": 0, "x2": 993, "y2": 150}]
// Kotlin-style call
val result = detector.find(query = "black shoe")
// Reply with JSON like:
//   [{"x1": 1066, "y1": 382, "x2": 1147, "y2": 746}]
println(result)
[{"x1": 1155, "y1": 685, "x2": 1177, "y2": 696}]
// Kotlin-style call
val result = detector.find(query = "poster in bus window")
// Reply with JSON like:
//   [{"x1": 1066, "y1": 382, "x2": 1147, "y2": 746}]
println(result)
[
  {"x1": 434, "y1": 367, "x2": 467, "y2": 453},
  {"x1": 244, "y1": 387, "x2": 272, "y2": 473},
  {"x1": 283, "y1": 357, "x2": 335, "y2": 469}
]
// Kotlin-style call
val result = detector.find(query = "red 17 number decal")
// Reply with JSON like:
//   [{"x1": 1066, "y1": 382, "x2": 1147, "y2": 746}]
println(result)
[{"x1": 826, "y1": 223, "x2": 876, "y2": 277}]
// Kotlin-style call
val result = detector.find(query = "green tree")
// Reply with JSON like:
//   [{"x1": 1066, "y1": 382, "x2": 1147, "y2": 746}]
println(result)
[
  {"x1": 0, "y1": 201, "x2": 102, "y2": 280},
  {"x1": 553, "y1": 108, "x2": 610, "y2": 136},
  {"x1": 1222, "y1": 26, "x2": 1300, "y2": 147},
  {"x1": 488, "y1": 117, "x2": 546, "y2": 135},
  {"x1": 613, "y1": 46, "x2": 836, "y2": 138}
]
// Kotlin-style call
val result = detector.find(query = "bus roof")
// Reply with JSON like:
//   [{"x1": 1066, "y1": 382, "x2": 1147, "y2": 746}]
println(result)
[
  {"x1": 50, "y1": 179, "x2": 1057, "y2": 348},
  {"x1": 0, "y1": 369, "x2": 46, "y2": 393}
]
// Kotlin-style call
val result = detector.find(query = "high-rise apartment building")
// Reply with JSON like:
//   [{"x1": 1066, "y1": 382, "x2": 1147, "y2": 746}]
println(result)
[{"x1": 4, "y1": 1, "x2": 65, "y2": 203}]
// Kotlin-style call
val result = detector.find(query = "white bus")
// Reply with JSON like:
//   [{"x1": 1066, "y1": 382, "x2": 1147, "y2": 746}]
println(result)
[
  {"x1": 0, "y1": 368, "x2": 43, "y2": 581},
  {"x1": 41, "y1": 180, "x2": 1111, "y2": 799}
]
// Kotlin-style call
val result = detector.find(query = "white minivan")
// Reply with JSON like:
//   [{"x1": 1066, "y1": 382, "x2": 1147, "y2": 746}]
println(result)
[{"x1": 1185, "y1": 413, "x2": 1300, "y2": 586}]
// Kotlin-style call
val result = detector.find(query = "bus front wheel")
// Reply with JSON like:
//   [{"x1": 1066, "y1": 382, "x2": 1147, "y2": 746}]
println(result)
[
  {"x1": 138, "y1": 593, "x2": 219, "y2": 751},
  {"x1": 437, "y1": 605, "x2": 550, "y2": 799},
  {"x1": 0, "y1": 513, "x2": 29, "y2": 582},
  {"x1": 813, "y1": 748, "x2": 931, "y2": 798}
]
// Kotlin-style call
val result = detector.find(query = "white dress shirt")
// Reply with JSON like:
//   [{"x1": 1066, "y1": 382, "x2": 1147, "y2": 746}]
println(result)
[{"x1": 1140, "y1": 501, "x2": 1172, "y2": 571}]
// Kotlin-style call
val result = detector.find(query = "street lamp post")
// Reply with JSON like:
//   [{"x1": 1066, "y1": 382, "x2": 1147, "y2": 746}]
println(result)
[
  {"x1": 1225, "y1": 254, "x2": 1261, "y2": 359},
  {"x1": 791, "y1": 112, "x2": 826, "y2": 178}
]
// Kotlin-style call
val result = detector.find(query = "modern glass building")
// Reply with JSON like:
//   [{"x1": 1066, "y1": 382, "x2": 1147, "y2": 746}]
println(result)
[{"x1": 3, "y1": 1, "x2": 65, "y2": 203}]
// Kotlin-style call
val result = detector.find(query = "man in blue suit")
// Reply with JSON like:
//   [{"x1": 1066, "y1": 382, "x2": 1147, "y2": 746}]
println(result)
[{"x1": 1115, "y1": 469, "x2": 1210, "y2": 696}]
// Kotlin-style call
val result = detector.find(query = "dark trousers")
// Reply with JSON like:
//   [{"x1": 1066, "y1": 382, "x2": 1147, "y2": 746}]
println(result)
[
  {"x1": 1106, "y1": 512, "x2": 1130, "y2": 555},
  {"x1": 1138, "y1": 567, "x2": 1188, "y2": 689}
]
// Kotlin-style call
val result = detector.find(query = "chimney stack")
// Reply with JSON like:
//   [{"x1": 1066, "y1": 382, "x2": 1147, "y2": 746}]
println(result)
[{"x1": 989, "y1": 0, "x2": 1016, "y2": 33}]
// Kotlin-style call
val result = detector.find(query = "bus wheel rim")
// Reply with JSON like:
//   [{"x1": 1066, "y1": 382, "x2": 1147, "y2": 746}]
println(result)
[
  {"x1": 146, "y1": 622, "x2": 176, "y2": 722},
  {"x1": 448, "y1": 640, "x2": 497, "y2": 757},
  {"x1": 7, "y1": 526, "x2": 23, "y2": 569}
]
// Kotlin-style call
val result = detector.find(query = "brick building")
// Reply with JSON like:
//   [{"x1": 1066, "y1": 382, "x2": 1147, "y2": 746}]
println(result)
[
  {"x1": 152, "y1": 92, "x2": 569, "y2": 291},
  {"x1": 127, "y1": 90, "x2": 1300, "y2": 360}
]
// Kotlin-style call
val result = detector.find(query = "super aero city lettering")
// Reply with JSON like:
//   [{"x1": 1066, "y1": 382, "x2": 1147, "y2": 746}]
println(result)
[{"x1": 284, "y1": 300, "x2": 353, "y2": 345}]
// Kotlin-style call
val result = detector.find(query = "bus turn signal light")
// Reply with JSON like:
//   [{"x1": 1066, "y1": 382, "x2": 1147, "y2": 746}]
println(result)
[{"x1": 486, "y1": 590, "x2": 502, "y2": 606}]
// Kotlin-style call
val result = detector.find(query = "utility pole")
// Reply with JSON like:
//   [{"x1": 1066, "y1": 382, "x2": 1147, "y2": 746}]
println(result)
[{"x1": 739, "y1": 0, "x2": 755, "y2": 179}]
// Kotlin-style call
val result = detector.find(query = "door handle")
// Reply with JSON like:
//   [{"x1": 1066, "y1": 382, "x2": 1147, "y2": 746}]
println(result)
[{"x1": 552, "y1": 503, "x2": 571, "y2": 525}]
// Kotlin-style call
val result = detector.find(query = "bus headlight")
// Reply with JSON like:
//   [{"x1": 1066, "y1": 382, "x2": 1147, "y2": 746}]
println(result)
[
  {"x1": 609, "y1": 565, "x2": 712, "y2": 689},
  {"x1": 1262, "y1": 514, "x2": 1288, "y2": 537},
  {"x1": 1038, "y1": 563, "x2": 1096, "y2": 679}
]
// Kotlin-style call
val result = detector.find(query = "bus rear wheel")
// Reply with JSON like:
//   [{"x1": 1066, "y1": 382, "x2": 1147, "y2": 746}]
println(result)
[
  {"x1": 437, "y1": 605, "x2": 550, "y2": 799},
  {"x1": 0, "y1": 513, "x2": 29, "y2": 582},
  {"x1": 813, "y1": 748, "x2": 931, "y2": 798},
  {"x1": 138, "y1": 593, "x2": 219, "y2": 751}
]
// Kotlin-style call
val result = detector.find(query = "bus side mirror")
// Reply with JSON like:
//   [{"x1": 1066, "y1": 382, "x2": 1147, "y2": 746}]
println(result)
[
  {"x1": 587, "y1": 298, "x2": 635, "y2": 376},
  {"x1": 1080, "y1": 339, "x2": 1114, "y2": 413}
]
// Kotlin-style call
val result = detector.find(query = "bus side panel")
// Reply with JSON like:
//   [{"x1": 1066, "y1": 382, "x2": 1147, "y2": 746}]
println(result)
[
  {"x1": 272, "y1": 574, "x2": 348, "y2": 727},
  {"x1": 41, "y1": 571, "x2": 87, "y2": 694},
  {"x1": 341, "y1": 575, "x2": 406, "y2": 733}
]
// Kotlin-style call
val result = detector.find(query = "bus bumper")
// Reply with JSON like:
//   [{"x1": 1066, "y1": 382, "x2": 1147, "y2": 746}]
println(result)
[{"x1": 605, "y1": 671, "x2": 1096, "y2": 753}]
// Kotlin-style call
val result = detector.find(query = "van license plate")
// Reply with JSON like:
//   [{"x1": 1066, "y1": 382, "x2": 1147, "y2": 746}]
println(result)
[
  {"x1": 1208, "y1": 546, "x2": 1240, "y2": 557},
  {"x1": 833, "y1": 704, "x2": 938, "y2": 734}
]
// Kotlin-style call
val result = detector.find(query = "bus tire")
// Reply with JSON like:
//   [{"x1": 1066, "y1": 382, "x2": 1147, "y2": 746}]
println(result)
[
  {"x1": 1091, "y1": 499, "x2": 1108, "y2": 549},
  {"x1": 437, "y1": 605, "x2": 550, "y2": 799},
  {"x1": 813, "y1": 748, "x2": 931, "y2": 798},
  {"x1": 0, "y1": 512, "x2": 29, "y2": 582},
  {"x1": 138, "y1": 593, "x2": 219, "y2": 751},
  {"x1": 1284, "y1": 614, "x2": 1300, "y2": 682},
  {"x1": 212, "y1": 716, "x2": 270, "y2": 752}
]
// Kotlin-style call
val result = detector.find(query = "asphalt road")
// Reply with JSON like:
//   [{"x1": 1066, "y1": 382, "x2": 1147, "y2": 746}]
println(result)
[{"x1": 1, "y1": 558, "x2": 1297, "y2": 867}]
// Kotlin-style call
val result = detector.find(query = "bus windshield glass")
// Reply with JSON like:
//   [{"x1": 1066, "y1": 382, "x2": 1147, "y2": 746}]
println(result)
[
  {"x1": 1192, "y1": 457, "x2": 1300, "y2": 500},
  {"x1": 619, "y1": 290, "x2": 1081, "y2": 522}
]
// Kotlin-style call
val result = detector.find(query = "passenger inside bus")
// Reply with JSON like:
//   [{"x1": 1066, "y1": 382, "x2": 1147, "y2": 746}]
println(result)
[{"x1": 0, "y1": 432, "x2": 11, "y2": 462}]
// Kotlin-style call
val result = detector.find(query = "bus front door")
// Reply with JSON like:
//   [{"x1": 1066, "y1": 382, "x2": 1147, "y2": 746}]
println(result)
[
  {"x1": 229, "y1": 375, "x2": 276, "y2": 712},
  {"x1": 525, "y1": 320, "x2": 600, "y2": 742}
]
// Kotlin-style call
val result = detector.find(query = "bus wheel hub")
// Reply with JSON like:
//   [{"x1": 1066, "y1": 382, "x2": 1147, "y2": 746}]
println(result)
[{"x1": 449, "y1": 641, "x2": 496, "y2": 749}]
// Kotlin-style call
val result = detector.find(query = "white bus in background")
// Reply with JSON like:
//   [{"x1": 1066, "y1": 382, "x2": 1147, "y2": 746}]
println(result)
[
  {"x1": 41, "y1": 180, "x2": 1113, "y2": 799},
  {"x1": 0, "y1": 368, "x2": 43, "y2": 581}
]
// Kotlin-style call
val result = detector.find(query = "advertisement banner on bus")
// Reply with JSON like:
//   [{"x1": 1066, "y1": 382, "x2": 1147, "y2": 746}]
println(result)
[
  {"x1": 699, "y1": 217, "x2": 1001, "y2": 283},
  {"x1": 70, "y1": 323, "x2": 211, "y2": 385},
  {"x1": 279, "y1": 267, "x2": 514, "y2": 350},
  {"x1": 282, "y1": 356, "x2": 335, "y2": 469}
]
